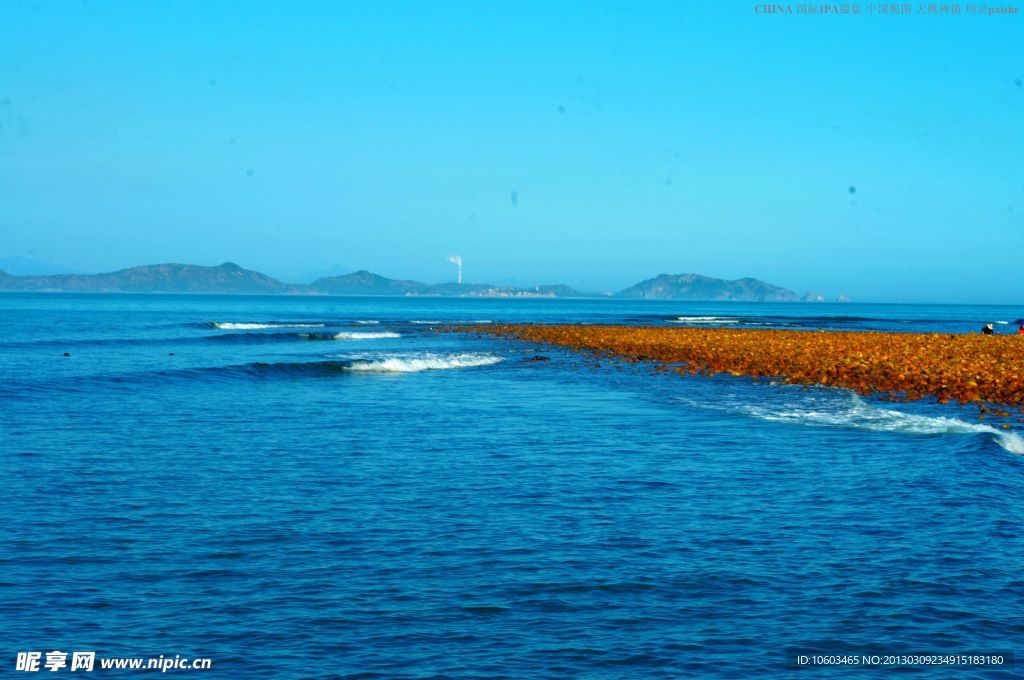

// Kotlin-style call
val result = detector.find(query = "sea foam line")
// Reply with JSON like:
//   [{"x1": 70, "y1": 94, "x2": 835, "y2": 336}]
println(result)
[
  {"x1": 345, "y1": 353, "x2": 502, "y2": 373},
  {"x1": 686, "y1": 388, "x2": 1024, "y2": 455},
  {"x1": 670, "y1": 316, "x2": 740, "y2": 324},
  {"x1": 212, "y1": 322, "x2": 325, "y2": 330},
  {"x1": 331, "y1": 331, "x2": 401, "y2": 340}
]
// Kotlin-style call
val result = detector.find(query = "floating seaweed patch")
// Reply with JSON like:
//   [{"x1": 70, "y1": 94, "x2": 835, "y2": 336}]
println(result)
[{"x1": 453, "y1": 324, "x2": 1024, "y2": 410}]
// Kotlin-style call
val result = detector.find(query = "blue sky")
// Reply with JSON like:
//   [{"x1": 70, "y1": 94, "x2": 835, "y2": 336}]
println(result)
[{"x1": 0, "y1": 1, "x2": 1021, "y2": 301}]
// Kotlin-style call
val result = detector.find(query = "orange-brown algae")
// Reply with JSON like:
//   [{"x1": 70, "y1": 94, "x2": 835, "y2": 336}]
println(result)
[{"x1": 454, "y1": 324, "x2": 1024, "y2": 408}]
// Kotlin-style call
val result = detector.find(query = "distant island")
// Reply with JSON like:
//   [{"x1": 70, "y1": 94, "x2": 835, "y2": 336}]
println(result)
[
  {"x1": 0, "y1": 262, "x2": 806, "y2": 301},
  {"x1": 617, "y1": 274, "x2": 800, "y2": 302}
]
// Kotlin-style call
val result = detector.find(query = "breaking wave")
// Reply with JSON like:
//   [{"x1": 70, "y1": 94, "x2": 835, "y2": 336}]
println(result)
[
  {"x1": 680, "y1": 386, "x2": 1024, "y2": 455},
  {"x1": 670, "y1": 316, "x2": 740, "y2": 325},
  {"x1": 345, "y1": 353, "x2": 502, "y2": 373},
  {"x1": 330, "y1": 332, "x2": 401, "y2": 340},
  {"x1": 209, "y1": 322, "x2": 326, "y2": 330},
  {"x1": 205, "y1": 331, "x2": 399, "y2": 344},
  {"x1": 157, "y1": 353, "x2": 504, "y2": 381}
]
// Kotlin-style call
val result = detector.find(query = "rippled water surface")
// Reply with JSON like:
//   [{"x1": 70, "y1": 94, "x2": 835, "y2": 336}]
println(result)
[{"x1": 2, "y1": 295, "x2": 1022, "y2": 677}]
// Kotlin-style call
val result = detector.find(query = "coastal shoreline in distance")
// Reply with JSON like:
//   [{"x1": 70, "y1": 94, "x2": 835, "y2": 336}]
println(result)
[{"x1": 0, "y1": 261, "x2": 816, "y2": 301}]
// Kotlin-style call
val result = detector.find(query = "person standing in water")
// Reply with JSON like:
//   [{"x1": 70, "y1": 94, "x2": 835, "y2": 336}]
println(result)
[
  {"x1": 1018, "y1": 323, "x2": 1024, "y2": 336},
  {"x1": 982, "y1": 323, "x2": 995, "y2": 335}
]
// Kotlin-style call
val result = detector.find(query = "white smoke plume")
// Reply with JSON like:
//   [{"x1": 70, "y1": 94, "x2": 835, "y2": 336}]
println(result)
[{"x1": 447, "y1": 255, "x2": 463, "y2": 284}]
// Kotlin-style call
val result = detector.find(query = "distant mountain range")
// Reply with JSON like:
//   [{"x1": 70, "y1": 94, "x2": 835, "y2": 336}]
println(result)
[
  {"x1": 0, "y1": 262, "x2": 803, "y2": 301},
  {"x1": 0, "y1": 262, "x2": 306, "y2": 295},
  {"x1": 617, "y1": 273, "x2": 800, "y2": 302}
]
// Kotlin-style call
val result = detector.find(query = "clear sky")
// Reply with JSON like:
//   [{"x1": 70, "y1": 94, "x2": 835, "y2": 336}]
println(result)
[{"x1": 0, "y1": 1, "x2": 1021, "y2": 302}]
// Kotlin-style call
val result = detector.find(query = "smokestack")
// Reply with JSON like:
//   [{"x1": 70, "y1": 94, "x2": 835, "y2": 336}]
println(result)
[{"x1": 446, "y1": 255, "x2": 463, "y2": 284}]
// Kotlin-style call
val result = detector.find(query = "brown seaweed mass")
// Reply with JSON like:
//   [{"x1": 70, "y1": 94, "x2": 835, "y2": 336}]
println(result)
[{"x1": 460, "y1": 324, "x2": 1024, "y2": 408}]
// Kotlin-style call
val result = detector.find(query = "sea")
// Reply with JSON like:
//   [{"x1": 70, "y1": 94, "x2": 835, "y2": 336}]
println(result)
[{"x1": 1, "y1": 294, "x2": 1022, "y2": 678}]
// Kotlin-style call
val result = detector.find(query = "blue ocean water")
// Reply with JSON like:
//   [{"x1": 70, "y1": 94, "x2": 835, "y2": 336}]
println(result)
[{"x1": 1, "y1": 294, "x2": 1022, "y2": 678}]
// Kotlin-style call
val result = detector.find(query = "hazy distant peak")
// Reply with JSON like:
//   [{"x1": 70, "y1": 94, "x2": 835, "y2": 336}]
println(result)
[
  {"x1": 311, "y1": 270, "x2": 422, "y2": 295},
  {"x1": 616, "y1": 273, "x2": 799, "y2": 301},
  {"x1": 0, "y1": 262, "x2": 300, "y2": 294},
  {"x1": 0, "y1": 256, "x2": 75, "y2": 276}
]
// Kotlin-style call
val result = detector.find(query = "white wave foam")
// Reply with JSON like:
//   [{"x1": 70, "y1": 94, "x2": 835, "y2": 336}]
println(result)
[
  {"x1": 346, "y1": 353, "x2": 502, "y2": 373},
  {"x1": 355, "y1": 320, "x2": 380, "y2": 325},
  {"x1": 213, "y1": 322, "x2": 325, "y2": 330},
  {"x1": 994, "y1": 431, "x2": 1024, "y2": 454},
  {"x1": 670, "y1": 316, "x2": 739, "y2": 324},
  {"x1": 996, "y1": 320, "x2": 1009, "y2": 325},
  {"x1": 331, "y1": 331, "x2": 401, "y2": 340},
  {"x1": 682, "y1": 388, "x2": 1024, "y2": 455},
  {"x1": 410, "y1": 320, "x2": 442, "y2": 325}
]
